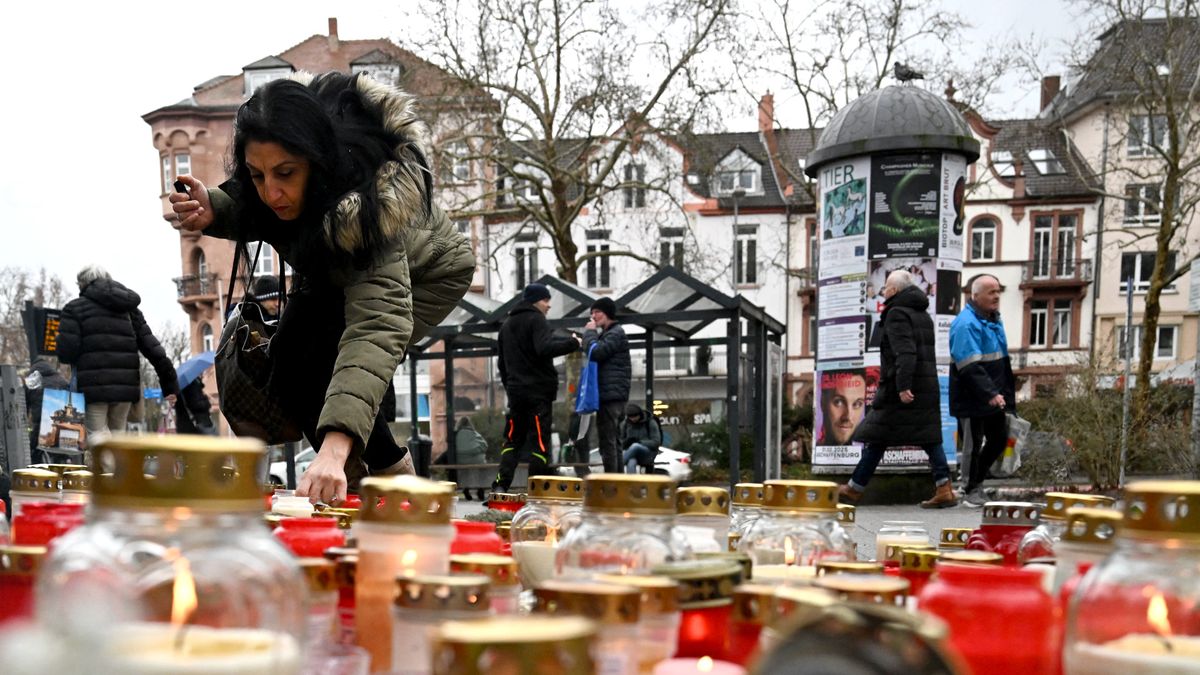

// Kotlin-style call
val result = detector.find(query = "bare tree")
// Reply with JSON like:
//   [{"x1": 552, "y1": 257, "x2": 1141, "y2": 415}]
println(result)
[
  {"x1": 1052, "y1": 2, "x2": 1199, "y2": 419},
  {"x1": 0, "y1": 267, "x2": 70, "y2": 365},
  {"x1": 410, "y1": 0, "x2": 735, "y2": 284}
]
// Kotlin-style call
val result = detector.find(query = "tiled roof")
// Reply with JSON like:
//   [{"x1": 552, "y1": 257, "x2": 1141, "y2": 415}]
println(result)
[
  {"x1": 243, "y1": 55, "x2": 294, "y2": 70},
  {"x1": 775, "y1": 128, "x2": 822, "y2": 209},
  {"x1": 988, "y1": 118, "x2": 1099, "y2": 198},
  {"x1": 678, "y1": 131, "x2": 786, "y2": 209}
]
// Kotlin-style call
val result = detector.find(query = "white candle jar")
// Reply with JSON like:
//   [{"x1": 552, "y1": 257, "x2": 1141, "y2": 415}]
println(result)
[
  {"x1": 510, "y1": 476, "x2": 583, "y2": 588},
  {"x1": 1065, "y1": 481, "x2": 1200, "y2": 675},
  {"x1": 676, "y1": 486, "x2": 732, "y2": 553},
  {"x1": 730, "y1": 483, "x2": 764, "y2": 536},
  {"x1": 391, "y1": 574, "x2": 491, "y2": 675},
  {"x1": 534, "y1": 580, "x2": 641, "y2": 675},
  {"x1": 557, "y1": 475, "x2": 687, "y2": 578},
  {"x1": 449, "y1": 553, "x2": 521, "y2": 614},
  {"x1": 1017, "y1": 492, "x2": 1115, "y2": 565},
  {"x1": 1052, "y1": 507, "x2": 1120, "y2": 595},
  {"x1": 354, "y1": 476, "x2": 455, "y2": 671},
  {"x1": 596, "y1": 573, "x2": 681, "y2": 669},
  {"x1": 874, "y1": 520, "x2": 929, "y2": 557},
  {"x1": 272, "y1": 490, "x2": 314, "y2": 518},
  {"x1": 431, "y1": 615, "x2": 597, "y2": 674},
  {"x1": 9, "y1": 468, "x2": 60, "y2": 516},
  {"x1": 36, "y1": 435, "x2": 305, "y2": 675},
  {"x1": 739, "y1": 480, "x2": 853, "y2": 567},
  {"x1": 60, "y1": 470, "x2": 92, "y2": 505}
]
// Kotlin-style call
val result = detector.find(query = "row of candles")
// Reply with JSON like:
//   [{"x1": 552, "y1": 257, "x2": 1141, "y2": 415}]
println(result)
[{"x1": 1, "y1": 435, "x2": 1198, "y2": 674}]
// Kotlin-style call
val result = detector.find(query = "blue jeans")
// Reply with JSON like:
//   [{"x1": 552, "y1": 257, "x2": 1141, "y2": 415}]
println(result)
[
  {"x1": 849, "y1": 443, "x2": 950, "y2": 491},
  {"x1": 624, "y1": 443, "x2": 654, "y2": 473}
]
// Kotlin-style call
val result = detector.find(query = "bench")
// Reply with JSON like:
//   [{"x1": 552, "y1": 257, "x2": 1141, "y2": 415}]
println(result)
[{"x1": 429, "y1": 462, "x2": 599, "y2": 500}]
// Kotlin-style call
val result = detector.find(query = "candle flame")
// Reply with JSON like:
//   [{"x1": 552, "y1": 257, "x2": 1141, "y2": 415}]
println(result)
[
  {"x1": 784, "y1": 538, "x2": 796, "y2": 566},
  {"x1": 698, "y1": 656, "x2": 714, "y2": 672},
  {"x1": 171, "y1": 555, "x2": 198, "y2": 627},
  {"x1": 401, "y1": 549, "x2": 419, "y2": 575},
  {"x1": 1148, "y1": 593, "x2": 1172, "y2": 636}
]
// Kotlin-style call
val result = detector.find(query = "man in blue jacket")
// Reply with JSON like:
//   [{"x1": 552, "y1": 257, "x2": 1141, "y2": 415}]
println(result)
[
  {"x1": 949, "y1": 275, "x2": 1016, "y2": 507},
  {"x1": 582, "y1": 297, "x2": 631, "y2": 473}
]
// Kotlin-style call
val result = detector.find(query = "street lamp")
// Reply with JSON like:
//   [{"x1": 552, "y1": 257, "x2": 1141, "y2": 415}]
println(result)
[{"x1": 731, "y1": 187, "x2": 746, "y2": 288}]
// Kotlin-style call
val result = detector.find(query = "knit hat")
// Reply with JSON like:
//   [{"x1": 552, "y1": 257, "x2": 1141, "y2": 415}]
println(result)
[
  {"x1": 523, "y1": 283, "x2": 551, "y2": 303},
  {"x1": 625, "y1": 403, "x2": 644, "y2": 418},
  {"x1": 250, "y1": 275, "x2": 280, "y2": 301},
  {"x1": 590, "y1": 297, "x2": 617, "y2": 320}
]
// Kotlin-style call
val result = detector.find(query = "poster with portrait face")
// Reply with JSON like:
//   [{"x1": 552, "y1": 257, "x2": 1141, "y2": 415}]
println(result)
[
  {"x1": 869, "y1": 153, "x2": 941, "y2": 259},
  {"x1": 812, "y1": 366, "x2": 879, "y2": 465},
  {"x1": 864, "y1": 258, "x2": 937, "y2": 352}
]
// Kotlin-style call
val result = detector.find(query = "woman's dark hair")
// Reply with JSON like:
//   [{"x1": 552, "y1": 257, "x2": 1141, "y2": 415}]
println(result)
[{"x1": 228, "y1": 72, "x2": 417, "y2": 271}]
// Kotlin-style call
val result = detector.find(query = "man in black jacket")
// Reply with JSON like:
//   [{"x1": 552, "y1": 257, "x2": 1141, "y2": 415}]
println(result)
[
  {"x1": 57, "y1": 266, "x2": 179, "y2": 448},
  {"x1": 838, "y1": 270, "x2": 955, "y2": 509},
  {"x1": 493, "y1": 283, "x2": 581, "y2": 491},
  {"x1": 582, "y1": 297, "x2": 631, "y2": 473}
]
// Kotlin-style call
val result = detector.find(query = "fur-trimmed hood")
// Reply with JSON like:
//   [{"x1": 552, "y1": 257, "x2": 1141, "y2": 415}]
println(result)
[{"x1": 289, "y1": 71, "x2": 432, "y2": 257}]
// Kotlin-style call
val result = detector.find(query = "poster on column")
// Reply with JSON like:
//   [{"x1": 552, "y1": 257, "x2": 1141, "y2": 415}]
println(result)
[
  {"x1": 818, "y1": 157, "x2": 869, "y2": 281},
  {"x1": 813, "y1": 367, "x2": 877, "y2": 465},
  {"x1": 940, "y1": 153, "x2": 967, "y2": 262},
  {"x1": 869, "y1": 153, "x2": 941, "y2": 259},
  {"x1": 865, "y1": 258, "x2": 936, "y2": 351}
]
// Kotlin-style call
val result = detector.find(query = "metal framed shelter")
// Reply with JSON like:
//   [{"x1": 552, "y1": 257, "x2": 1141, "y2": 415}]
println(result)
[{"x1": 406, "y1": 267, "x2": 786, "y2": 487}]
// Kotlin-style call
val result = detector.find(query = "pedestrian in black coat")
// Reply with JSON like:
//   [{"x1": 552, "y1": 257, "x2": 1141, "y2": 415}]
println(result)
[
  {"x1": 175, "y1": 379, "x2": 217, "y2": 435},
  {"x1": 581, "y1": 296, "x2": 631, "y2": 474},
  {"x1": 493, "y1": 283, "x2": 581, "y2": 491},
  {"x1": 57, "y1": 266, "x2": 178, "y2": 446},
  {"x1": 840, "y1": 270, "x2": 956, "y2": 509}
]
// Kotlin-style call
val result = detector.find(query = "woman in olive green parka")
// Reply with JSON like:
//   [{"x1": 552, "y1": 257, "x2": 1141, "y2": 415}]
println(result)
[{"x1": 171, "y1": 72, "x2": 475, "y2": 504}]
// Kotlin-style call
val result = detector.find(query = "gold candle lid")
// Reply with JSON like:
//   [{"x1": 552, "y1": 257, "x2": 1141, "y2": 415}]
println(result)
[
  {"x1": 981, "y1": 501, "x2": 1042, "y2": 527},
  {"x1": 762, "y1": 480, "x2": 838, "y2": 513},
  {"x1": 30, "y1": 463, "x2": 88, "y2": 476},
  {"x1": 651, "y1": 559, "x2": 743, "y2": 609},
  {"x1": 583, "y1": 474, "x2": 675, "y2": 515},
  {"x1": 0, "y1": 545, "x2": 47, "y2": 576},
  {"x1": 450, "y1": 554, "x2": 520, "y2": 587},
  {"x1": 11, "y1": 468, "x2": 59, "y2": 493},
  {"x1": 939, "y1": 527, "x2": 973, "y2": 549},
  {"x1": 733, "y1": 482, "x2": 764, "y2": 506},
  {"x1": 728, "y1": 532, "x2": 742, "y2": 552},
  {"x1": 882, "y1": 543, "x2": 935, "y2": 563},
  {"x1": 731, "y1": 583, "x2": 776, "y2": 625},
  {"x1": 263, "y1": 513, "x2": 285, "y2": 528},
  {"x1": 359, "y1": 476, "x2": 454, "y2": 525},
  {"x1": 533, "y1": 580, "x2": 641, "y2": 624},
  {"x1": 395, "y1": 574, "x2": 491, "y2": 612},
  {"x1": 62, "y1": 470, "x2": 93, "y2": 491},
  {"x1": 297, "y1": 557, "x2": 338, "y2": 593},
  {"x1": 900, "y1": 549, "x2": 941, "y2": 573},
  {"x1": 816, "y1": 561, "x2": 884, "y2": 576},
  {"x1": 433, "y1": 616, "x2": 596, "y2": 675},
  {"x1": 770, "y1": 586, "x2": 838, "y2": 628},
  {"x1": 676, "y1": 486, "x2": 730, "y2": 517},
  {"x1": 496, "y1": 523, "x2": 512, "y2": 542},
  {"x1": 594, "y1": 574, "x2": 679, "y2": 614},
  {"x1": 1041, "y1": 493, "x2": 1116, "y2": 521},
  {"x1": 836, "y1": 503, "x2": 856, "y2": 523},
  {"x1": 1122, "y1": 480, "x2": 1200, "y2": 538},
  {"x1": 528, "y1": 476, "x2": 584, "y2": 502},
  {"x1": 813, "y1": 574, "x2": 910, "y2": 606},
  {"x1": 696, "y1": 552, "x2": 752, "y2": 581},
  {"x1": 488, "y1": 492, "x2": 527, "y2": 506},
  {"x1": 1063, "y1": 507, "x2": 1122, "y2": 546},
  {"x1": 939, "y1": 550, "x2": 1004, "y2": 566},
  {"x1": 90, "y1": 435, "x2": 266, "y2": 511}
]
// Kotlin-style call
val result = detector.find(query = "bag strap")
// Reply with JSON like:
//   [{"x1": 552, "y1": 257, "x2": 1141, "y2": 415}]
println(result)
[{"x1": 223, "y1": 241, "x2": 288, "y2": 314}]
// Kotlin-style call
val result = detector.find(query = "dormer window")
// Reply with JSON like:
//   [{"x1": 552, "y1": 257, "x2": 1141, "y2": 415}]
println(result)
[
  {"x1": 712, "y1": 147, "x2": 762, "y2": 196},
  {"x1": 243, "y1": 56, "x2": 295, "y2": 96},
  {"x1": 990, "y1": 150, "x2": 1016, "y2": 177},
  {"x1": 351, "y1": 49, "x2": 405, "y2": 87},
  {"x1": 1028, "y1": 149, "x2": 1064, "y2": 175},
  {"x1": 718, "y1": 169, "x2": 757, "y2": 194}
]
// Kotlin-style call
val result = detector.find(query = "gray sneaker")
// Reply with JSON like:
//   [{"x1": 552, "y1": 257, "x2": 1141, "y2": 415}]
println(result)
[{"x1": 962, "y1": 488, "x2": 988, "y2": 508}]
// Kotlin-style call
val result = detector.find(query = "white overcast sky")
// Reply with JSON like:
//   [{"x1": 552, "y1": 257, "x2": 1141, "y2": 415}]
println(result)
[{"x1": 0, "y1": 0, "x2": 1082, "y2": 337}]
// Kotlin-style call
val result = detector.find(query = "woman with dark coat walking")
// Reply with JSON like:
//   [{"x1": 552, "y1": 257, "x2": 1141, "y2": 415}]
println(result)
[{"x1": 839, "y1": 270, "x2": 955, "y2": 508}]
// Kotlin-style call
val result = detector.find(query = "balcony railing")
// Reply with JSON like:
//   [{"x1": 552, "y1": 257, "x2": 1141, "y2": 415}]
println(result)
[
  {"x1": 174, "y1": 273, "x2": 218, "y2": 299},
  {"x1": 1019, "y1": 259, "x2": 1092, "y2": 285}
]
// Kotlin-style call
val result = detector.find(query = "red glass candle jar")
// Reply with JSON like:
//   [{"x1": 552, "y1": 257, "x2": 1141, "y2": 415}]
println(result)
[
  {"x1": 273, "y1": 516, "x2": 346, "y2": 557},
  {"x1": 0, "y1": 545, "x2": 46, "y2": 625},
  {"x1": 653, "y1": 559, "x2": 743, "y2": 660},
  {"x1": 11, "y1": 502, "x2": 84, "y2": 546},
  {"x1": 728, "y1": 583, "x2": 773, "y2": 666},
  {"x1": 487, "y1": 492, "x2": 526, "y2": 513},
  {"x1": 451, "y1": 519, "x2": 504, "y2": 555},
  {"x1": 967, "y1": 501, "x2": 1043, "y2": 566},
  {"x1": 919, "y1": 562, "x2": 1058, "y2": 675},
  {"x1": 324, "y1": 547, "x2": 358, "y2": 646},
  {"x1": 899, "y1": 548, "x2": 940, "y2": 597}
]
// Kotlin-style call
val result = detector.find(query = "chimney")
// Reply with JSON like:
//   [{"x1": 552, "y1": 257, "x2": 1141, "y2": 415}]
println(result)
[
  {"x1": 758, "y1": 92, "x2": 775, "y2": 134},
  {"x1": 1013, "y1": 160, "x2": 1026, "y2": 199},
  {"x1": 328, "y1": 17, "x2": 339, "y2": 51},
  {"x1": 1040, "y1": 75, "x2": 1061, "y2": 111}
]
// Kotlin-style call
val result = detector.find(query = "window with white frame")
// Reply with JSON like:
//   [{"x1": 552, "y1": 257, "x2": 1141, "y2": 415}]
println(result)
[
  {"x1": 495, "y1": 176, "x2": 510, "y2": 206},
  {"x1": 990, "y1": 150, "x2": 1016, "y2": 177},
  {"x1": 195, "y1": 250, "x2": 208, "y2": 278},
  {"x1": 735, "y1": 224, "x2": 758, "y2": 285},
  {"x1": 653, "y1": 345, "x2": 691, "y2": 374},
  {"x1": 1029, "y1": 298, "x2": 1072, "y2": 348},
  {"x1": 1124, "y1": 184, "x2": 1161, "y2": 225},
  {"x1": 161, "y1": 155, "x2": 172, "y2": 194},
  {"x1": 1120, "y1": 251, "x2": 1177, "y2": 294},
  {"x1": 442, "y1": 142, "x2": 470, "y2": 183},
  {"x1": 1052, "y1": 302, "x2": 1072, "y2": 348},
  {"x1": 623, "y1": 164, "x2": 646, "y2": 208},
  {"x1": 585, "y1": 230, "x2": 611, "y2": 289},
  {"x1": 970, "y1": 217, "x2": 997, "y2": 262},
  {"x1": 1027, "y1": 149, "x2": 1064, "y2": 175},
  {"x1": 808, "y1": 312, "x2": 817, "y2": 355},
  {"x1": 717, "y1": 169, "x2": 757, "y2": 195},
  {"x1": 174, "y1": 152, "x2": 191, "y2": 180},
  {"x1": 659, "y1": 227, "x2": 684, "y2": 270},
  {"x1": 1128, "y1": 115, "x2": 1168, "y2": 157},
  {"x1": 245, "y1": 68, "x2": 291, "y2": 95},
  {"x1": 514, "y1": 235, "x2": 538, "y2": 289},
  {"x1": 454, "y1": 220, "x2": 471, "y2": 237},
  {"x1": 1031, "y1": 213, "x2": 1078, "y2": 278},
  {"x1": 807, "y1": 219, "x2": 818, "y2": 273},
  {"x1": 249, "y1": 242, "x2": 275, "y2": 276},
  {"x1": 1117, "y1": 325, "x2": 1178, "y2": 360},
  {"x1": 1029, "y1": 300, "x2": 1048, "y2": 348},
  {"x1": 201, "y1": 323, "x2": 214, "y2": 352}
]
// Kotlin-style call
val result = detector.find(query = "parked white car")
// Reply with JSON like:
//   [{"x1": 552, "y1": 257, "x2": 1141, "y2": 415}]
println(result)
[
  {"x1": 268, "y1": 447, "x2": 316, "y2": 486},
  {"x1": 557, "y1": 446, "x2": 692, "y2": 482}
]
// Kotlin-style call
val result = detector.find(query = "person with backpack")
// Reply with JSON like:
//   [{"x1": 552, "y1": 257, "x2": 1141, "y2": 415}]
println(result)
[{"x1": 621, "y1": 404, "x2": 662, "y2": 474}]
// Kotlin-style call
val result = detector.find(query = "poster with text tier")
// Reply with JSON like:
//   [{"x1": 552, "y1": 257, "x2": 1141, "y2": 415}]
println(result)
[
  {"x1": 939, "y1": 153, "x2": 967, "y2": 263},
  {"x1": 869, "y1": 153, "x2": 941, "y2": 259},
  {"x1": 818, "y1": 157, "x2": 870, "y2": 280}
]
